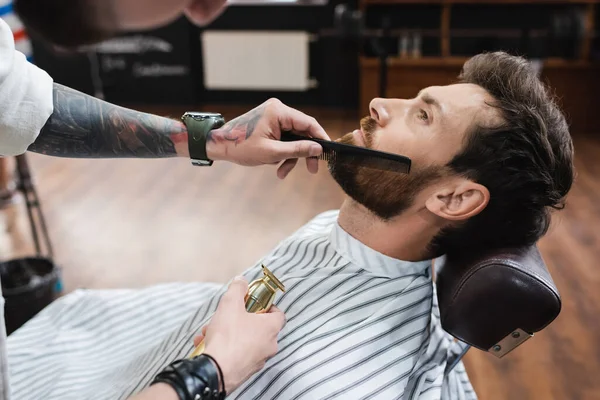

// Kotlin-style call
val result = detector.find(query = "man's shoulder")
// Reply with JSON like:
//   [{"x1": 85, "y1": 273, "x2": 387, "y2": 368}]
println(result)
[
  {"x1": 306, "y1": 209, "x2": 340, "y2": 227},
  {"x1": 289, "y1": 210, "x2": 339, "y2": 239}
]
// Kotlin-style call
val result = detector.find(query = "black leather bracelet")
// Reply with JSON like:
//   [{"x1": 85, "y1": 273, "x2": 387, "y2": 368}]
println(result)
[
  {"x1": 151, "y1": 355, "x2": 226, "y2": 400},
  {"x1": 202, "y1": 353, "x2": 226, "y2": 394}
]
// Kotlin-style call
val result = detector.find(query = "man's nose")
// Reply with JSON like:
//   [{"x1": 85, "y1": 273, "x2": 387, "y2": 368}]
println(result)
[{"x1": 369, "y1": 98, "x2": 390, "y2": 127}]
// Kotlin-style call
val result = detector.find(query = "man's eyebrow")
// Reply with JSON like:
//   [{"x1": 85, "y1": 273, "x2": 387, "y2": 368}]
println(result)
[{"x1": 417, "y1": 90, "x2": 442, "y2": 112}]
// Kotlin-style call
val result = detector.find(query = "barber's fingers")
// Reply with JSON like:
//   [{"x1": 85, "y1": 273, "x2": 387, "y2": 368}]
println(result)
[
  {"x1": 192, "y1": 324, "x2": 209, "y2": 347},
  {"x1": 268, "y1": 305, "x2": 283, "y2": 315},
  {"x1": 305, "y1": 157, "x2": 319, "y2": 174},
  {"x1": 273, "y1": 101, "x2": 330, "y2": 141},
  {"x1": 267, "y1": 140, "x2": 322, "y2": 164},
  {"x1": 222, "y1": 276, "x2": 249, "y2": 308},
  {"x1": 193, "y1": 334, "x2": 204, "y2": 347},
  {"x1": 277, "y1": 157, "x2": 319, "y2": 179},
  {"x1": 263, "y1": 305, "x2": 286, "y2": 332},
  {"x1": 277, "y1": 159, "x2": 298, "y2": 179}
]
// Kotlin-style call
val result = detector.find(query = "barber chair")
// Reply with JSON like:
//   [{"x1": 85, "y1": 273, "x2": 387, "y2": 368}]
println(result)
[{"x1": 435, "y1": 246, "x2": 561, "y2": 362}]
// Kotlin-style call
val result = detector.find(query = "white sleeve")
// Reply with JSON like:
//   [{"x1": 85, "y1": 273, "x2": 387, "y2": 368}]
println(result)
[{"x1": 0, "y1": 17, "x2": 53, "y2": 157}]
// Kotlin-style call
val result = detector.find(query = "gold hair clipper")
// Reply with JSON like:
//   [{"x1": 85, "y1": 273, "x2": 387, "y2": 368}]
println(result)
[{"x1": 189, "y1": 265, "x2": 285, "y2": 358}]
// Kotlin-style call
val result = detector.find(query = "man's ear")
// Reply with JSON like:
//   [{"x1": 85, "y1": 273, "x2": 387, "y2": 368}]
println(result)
[{"x1": 425, "y1": 180, "x2": 490, "y2": 221}]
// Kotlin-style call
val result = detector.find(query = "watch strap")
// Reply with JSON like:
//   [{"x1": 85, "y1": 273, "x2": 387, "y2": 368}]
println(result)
[{"x1": 182, "y1": 112, "x2": 225, "y2": 166}]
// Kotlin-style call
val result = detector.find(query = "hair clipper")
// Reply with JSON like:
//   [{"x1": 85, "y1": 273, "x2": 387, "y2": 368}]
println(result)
[{"x1": 189, "y1": 265, "x2": 285, "y2": 358}]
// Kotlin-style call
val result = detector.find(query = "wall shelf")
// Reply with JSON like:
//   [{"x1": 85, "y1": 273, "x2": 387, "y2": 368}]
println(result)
[{"x1": 358, "y1": 0, "x2": 600, "y2": 132}]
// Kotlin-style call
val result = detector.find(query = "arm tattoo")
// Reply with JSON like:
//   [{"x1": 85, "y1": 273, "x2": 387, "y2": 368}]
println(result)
[
  {"x1": 207, "y1": 105, "x2": 264, "y2": 146},
  {"x1": 28, "y1": 83, "x2": 187, "y2": 158}
]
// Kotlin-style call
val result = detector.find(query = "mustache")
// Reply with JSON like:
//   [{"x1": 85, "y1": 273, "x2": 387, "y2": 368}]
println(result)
[
  {"x1": 335, "y1": 116, "x2": 378, "y2": 147},
  {"x1": 360, "y1": 116, "x2": 378, "y2": 137}
]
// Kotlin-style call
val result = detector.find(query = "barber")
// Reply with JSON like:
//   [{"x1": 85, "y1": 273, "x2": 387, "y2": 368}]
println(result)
[{"x1": 1, "y1": 0, "x2": 329, "y2": 398}]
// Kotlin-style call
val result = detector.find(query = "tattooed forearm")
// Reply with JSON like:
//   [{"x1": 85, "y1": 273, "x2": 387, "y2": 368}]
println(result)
[
  {"x1": 207, "y1": 105, "x2": 264, "y2": 146},
  {"x1": 28, "y1": 83, "x2": 188, "y2": 158}
]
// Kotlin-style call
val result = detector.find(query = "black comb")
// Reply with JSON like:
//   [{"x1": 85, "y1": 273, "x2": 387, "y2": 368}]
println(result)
[{"x1": 281, "y1": 131, "x2": 411, "y2": 174}]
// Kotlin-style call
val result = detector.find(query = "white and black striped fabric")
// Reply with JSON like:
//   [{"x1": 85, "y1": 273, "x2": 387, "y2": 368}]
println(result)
[{"x1": 6, "y1": 210, "x2": 477, "y2": 399}]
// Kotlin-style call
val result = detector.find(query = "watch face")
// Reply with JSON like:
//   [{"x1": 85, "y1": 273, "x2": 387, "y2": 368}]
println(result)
[{"x1": 184, "y1": 112, "x2": 222, "y2": 120}]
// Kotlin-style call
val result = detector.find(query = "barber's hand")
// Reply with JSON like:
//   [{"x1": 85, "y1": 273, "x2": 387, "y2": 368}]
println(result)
[
  {"x1": 195, "y1": 276, "x2": 286, "y2": 394},
  {"x1": 205, "y1": 98, "x2": 331, "y2": 179}
]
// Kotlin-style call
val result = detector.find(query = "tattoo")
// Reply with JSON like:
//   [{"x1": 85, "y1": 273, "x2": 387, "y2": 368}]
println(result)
[
  {"x1": 207, "y1": 105, "x2": 264, "y2": 146},
  {"x1": 28, "y1": 83, "x2": 187, "y2": 158}
]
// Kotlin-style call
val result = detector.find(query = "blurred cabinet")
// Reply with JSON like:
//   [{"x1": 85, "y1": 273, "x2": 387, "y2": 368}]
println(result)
[
  {"x1": 31, "y1": 4, "x2": 360, "y2": 109},
  {"x1": 32, "y1": 17, "x2": 198, "y2": 106},
  {"x1": 91, "y1": 18, "x2": 197, "y2": 105}
]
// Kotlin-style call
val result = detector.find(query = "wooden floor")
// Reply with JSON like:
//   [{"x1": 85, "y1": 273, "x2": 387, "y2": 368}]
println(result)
[{"x1": 1, "y1": 105, "x2": 598, "y2": 400}]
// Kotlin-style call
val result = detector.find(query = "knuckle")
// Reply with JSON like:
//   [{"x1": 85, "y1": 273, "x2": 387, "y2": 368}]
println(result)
[
  {"x1": 266, "y1": 98, "x2": 281, "y2": 108},
  {"x1": 265, "y1": 144, "x2": 280, "y2": 158},
  {"x1": 220, "y1": 292, "x2": 235, "y2": 306}
]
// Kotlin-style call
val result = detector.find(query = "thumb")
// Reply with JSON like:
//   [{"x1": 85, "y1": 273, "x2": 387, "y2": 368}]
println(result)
[
  {"x1": 223, "y1": 276, "x2": 249, "y2": 305},
  {"x1": 268, "y1": 140, "x2": 322, "y2": 162}
]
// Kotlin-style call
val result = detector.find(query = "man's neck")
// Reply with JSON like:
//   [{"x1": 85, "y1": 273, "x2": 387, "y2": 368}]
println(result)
[{"x1": 337, "y1": 199, "x2": 440, "y2": 262}]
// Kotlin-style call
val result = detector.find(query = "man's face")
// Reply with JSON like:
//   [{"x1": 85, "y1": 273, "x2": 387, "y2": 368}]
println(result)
[
  {"x1": 329, "y1": 83, "x2": 498, "y2": 219},
  {"x1": 101, "y1": 0, "x2": 227, "y2": 32}
]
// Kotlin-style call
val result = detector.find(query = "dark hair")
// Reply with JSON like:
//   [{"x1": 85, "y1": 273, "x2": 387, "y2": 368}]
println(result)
[
  {"x1": 14, "y1": 0, "x2": 114, "y2": 48},
  {"x1": 430, "y1": 52, "x2": 575, "y2": 256}
]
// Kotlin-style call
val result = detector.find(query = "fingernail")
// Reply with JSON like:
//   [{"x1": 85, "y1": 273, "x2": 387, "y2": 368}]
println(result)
[
  {"x1": 309, "y1": 144, "x2": 321, "y2": 157},
  {"x1": 233, "y1": 275, "x2": 244, "y2": 282}
]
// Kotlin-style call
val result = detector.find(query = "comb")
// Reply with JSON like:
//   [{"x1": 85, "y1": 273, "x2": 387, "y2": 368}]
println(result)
[{"x1": 281, "y1": 131, "x2": 411, "y2": 174}]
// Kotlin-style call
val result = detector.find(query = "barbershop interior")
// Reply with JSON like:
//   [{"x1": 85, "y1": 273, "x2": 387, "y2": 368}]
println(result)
[{"x1": 1, "y1": 0, "x2": 599, "y2": 399}]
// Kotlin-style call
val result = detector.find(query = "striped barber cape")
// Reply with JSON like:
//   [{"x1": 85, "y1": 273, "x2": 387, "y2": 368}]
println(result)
[{"x1": 7, "y1": 210, "x2": 477, "y2": 399}]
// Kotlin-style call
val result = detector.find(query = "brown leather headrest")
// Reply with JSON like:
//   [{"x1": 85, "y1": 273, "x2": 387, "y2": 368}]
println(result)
[{"x1": 436, "y1": 245, "x2": 561, "y2": 357}]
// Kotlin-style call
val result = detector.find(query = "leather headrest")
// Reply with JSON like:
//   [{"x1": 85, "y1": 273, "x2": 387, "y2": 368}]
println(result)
[{"x1": 436, "y1": 245, "x2": 561, "y2": 357}]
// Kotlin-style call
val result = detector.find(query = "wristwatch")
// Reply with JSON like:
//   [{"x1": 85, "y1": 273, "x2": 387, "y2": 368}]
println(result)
[{"x1": 181, "y1": 112, "x2": 225, "y2": 166}]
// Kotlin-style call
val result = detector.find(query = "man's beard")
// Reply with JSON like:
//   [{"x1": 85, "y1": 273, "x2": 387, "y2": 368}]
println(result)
[{"x1": 328, "y1": 117, "x2": 445, "y2": 220}]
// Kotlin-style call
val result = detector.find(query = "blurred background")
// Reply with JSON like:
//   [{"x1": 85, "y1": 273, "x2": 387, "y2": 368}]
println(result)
[{"x1": 1, "y1": 0, "x2": 599, "y2": 399}]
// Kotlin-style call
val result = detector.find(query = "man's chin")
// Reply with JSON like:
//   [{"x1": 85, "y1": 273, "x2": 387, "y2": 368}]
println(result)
[
  {"x1": 327, "y1": 157, "x2": 422, "y2": 221},
  {"x1": 328, "y1": 160, "x2": 386, "y2": 218}
]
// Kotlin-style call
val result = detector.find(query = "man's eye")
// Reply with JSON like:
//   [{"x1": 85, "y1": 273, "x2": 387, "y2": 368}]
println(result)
[{"x1": 418, "y1": 109, "x2": 429, "y2": 121}]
